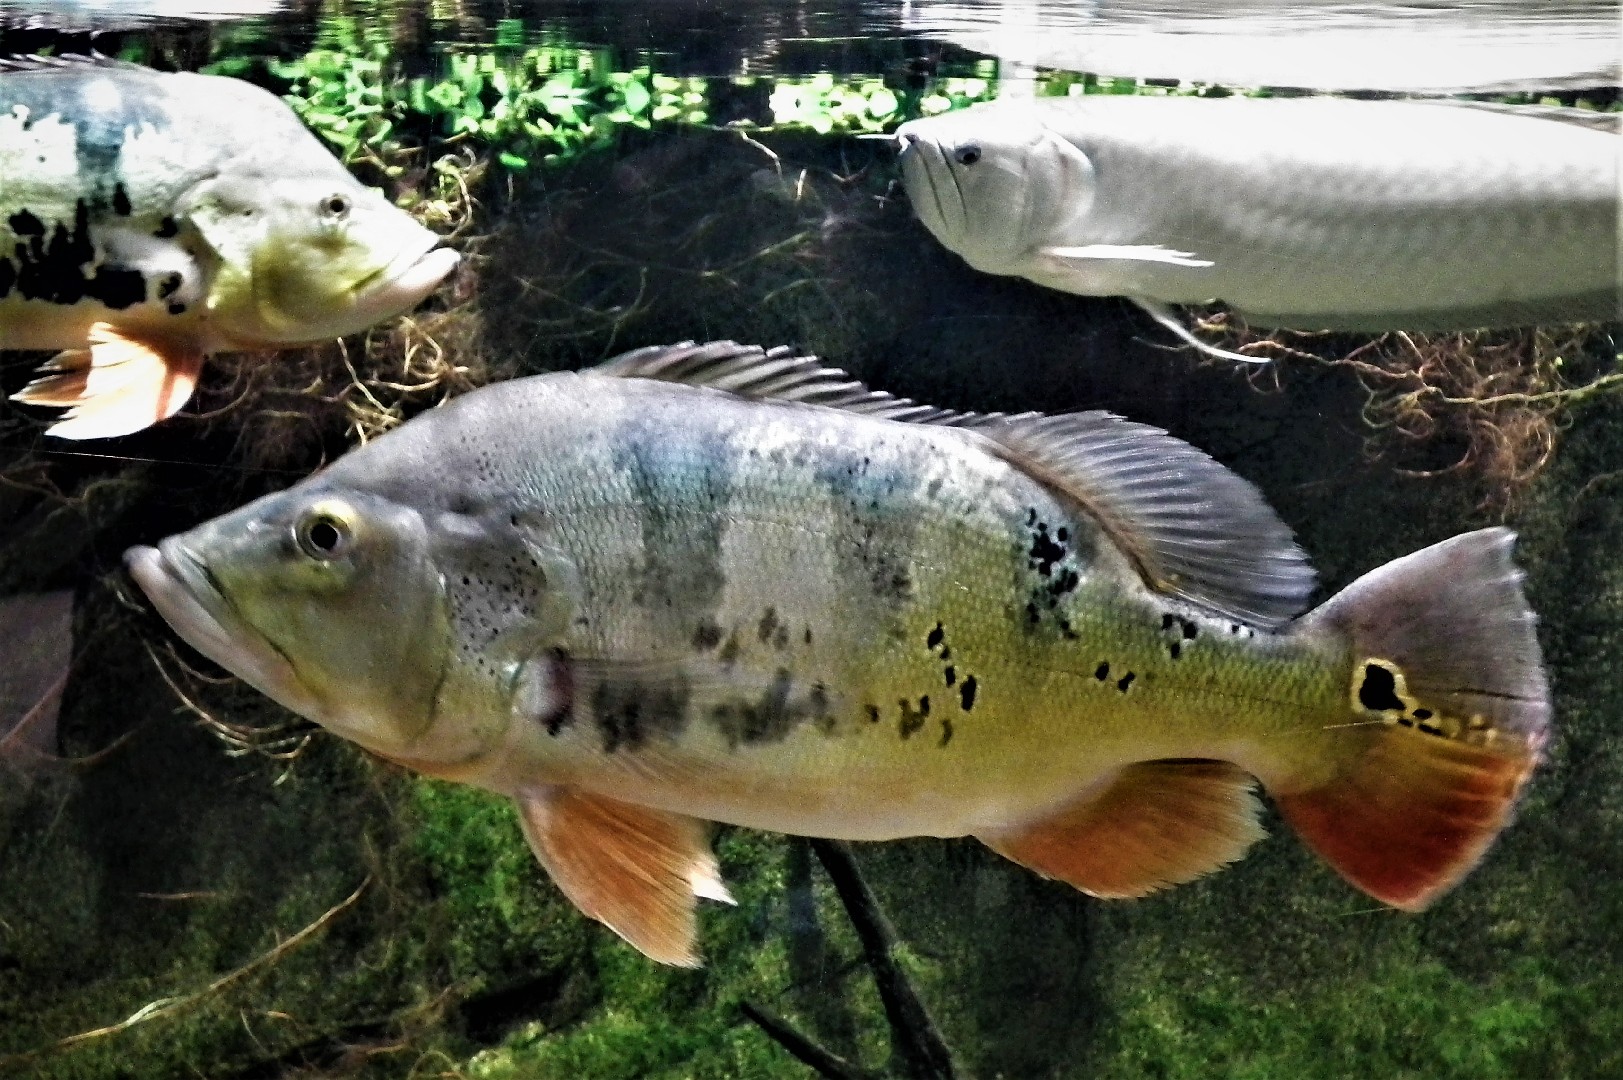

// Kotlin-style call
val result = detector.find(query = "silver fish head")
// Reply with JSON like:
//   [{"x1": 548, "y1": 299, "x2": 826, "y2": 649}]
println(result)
[
  {"x1": 895, "y1": 105, "x2": 1096, "y2": 275},
  {"x1": 125, "y1": 485, "x2": 456, "y2": 754},
  {"x1": 180, "y1": 169, "x2": 460, "y2": 347}
]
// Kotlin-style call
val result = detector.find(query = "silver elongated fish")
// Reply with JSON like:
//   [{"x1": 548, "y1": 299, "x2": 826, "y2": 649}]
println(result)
[
  {"x1": 0, "y1": 56, "x2": 459, "y2": 439},
  {"x1": 127, "y1": 342, "x2": 1550, "y2": 966},
  {"x1": 896, "y1": 97, "x2": 1620, "y2": 359}
]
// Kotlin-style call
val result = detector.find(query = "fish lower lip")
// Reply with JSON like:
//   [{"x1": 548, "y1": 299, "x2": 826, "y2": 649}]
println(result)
[{"x1": 124, "y1": 543, "x2": 320, "y2": 720}]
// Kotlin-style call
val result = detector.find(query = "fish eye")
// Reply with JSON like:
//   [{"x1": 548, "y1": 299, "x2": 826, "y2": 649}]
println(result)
[
  {"x1": 953, "y1": 144, "x2": 981, "y2": 166},
  {"x1": 321, "y1": 193, "x2": 351, "y2": 218},
  {"x1": 294, "y1": 509, "x2": 353, "y2": 560}
]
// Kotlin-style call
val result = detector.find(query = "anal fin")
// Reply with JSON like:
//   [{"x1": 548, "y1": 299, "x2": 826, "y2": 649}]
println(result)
[
  {"x1": 1273, "y1": 733, "x2": 1534, "y2": 912},
  {"x1": 977, "y1": 760, "x2": 1265, "y2": 898},
  {"x1": 514, "y1": 786, "x2": 734, "y2": 967},
  {"x1": 11, "y1": 323, "x2": 204, "y2": 440}
]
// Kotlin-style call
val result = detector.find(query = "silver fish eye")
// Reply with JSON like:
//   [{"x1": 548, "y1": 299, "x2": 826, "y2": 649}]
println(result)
[
  {"x1": 321, "y1": 193, "x2": 352, "y2": 218},
  {"x1": 294, "y1": 510, "x2": 353, "y2": 560},
  {"x1": 953, "y1": 144, "x2": 981, "y2": 166}
]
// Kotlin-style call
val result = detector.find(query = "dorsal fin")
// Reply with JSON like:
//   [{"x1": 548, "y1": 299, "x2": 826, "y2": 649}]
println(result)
[
  {"x1": 0, "y1": 54, "x2": 149, "y2": 74},
  {"x1": 1425, "y1": 99, "x2": 1621, "y2": 135},
  {"x1": 592, "y1": 341, "x2": 1315, "y2": 626}
]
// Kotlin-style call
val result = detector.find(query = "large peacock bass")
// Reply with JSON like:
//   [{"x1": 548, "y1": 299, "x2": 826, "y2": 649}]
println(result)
[{"x1": 126, "y1": 342, "x2": 1551, "y2": 965}]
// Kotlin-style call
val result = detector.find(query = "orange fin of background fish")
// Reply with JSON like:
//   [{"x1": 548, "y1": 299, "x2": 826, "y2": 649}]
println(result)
[
  {"x1": 514, "y1": 786, "x2": 734, "y2": 967},
  {"x1": 977, "y1": 760, "x2": 1266, "y2": 898},
  {"x1": 11, "y1": 323, "x2": 204, "y2": 440},
  {"x1": 1278, "y1": 528, "x2": 1549, "y2": 910}
]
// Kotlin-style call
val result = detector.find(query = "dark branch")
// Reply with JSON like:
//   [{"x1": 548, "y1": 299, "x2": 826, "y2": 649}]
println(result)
[
  {"x1": 811, "y1": 839, "x2": 959, "y2": 1080},
  {"x1": 740, "y1": 1001, "x2": 876, "y2": 1080}
]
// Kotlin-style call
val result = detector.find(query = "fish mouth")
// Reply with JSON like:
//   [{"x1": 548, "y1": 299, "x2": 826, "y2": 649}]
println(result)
[
  {"x1": 895, "y1": 130, "x2": 965, "y2": 247},
  {"x1": 350, "y1": 234, "x2": 461, "y2": 318},
  {"x1": 124, "y1": 542, "x2": 322, "y2": 721}
]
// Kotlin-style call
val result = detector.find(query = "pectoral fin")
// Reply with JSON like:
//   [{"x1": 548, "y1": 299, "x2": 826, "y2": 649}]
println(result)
[
  {"x1": 1041, "y1": 244, "x2": 1215, "y2": 268},
  {"x1": 11, "y1": 323, "x2": 204, "y2": 440},
  {"x1": 514, "y1": 786, "x2": 734, "y2": 967},
  {"x1": 977, "y1": 760, "x2": 1265, "y2": 898}
]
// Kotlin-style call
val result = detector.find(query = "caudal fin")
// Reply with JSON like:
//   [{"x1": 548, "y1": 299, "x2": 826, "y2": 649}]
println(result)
[
  {"x1": 1276, "y1": 528, "x2": 1550, "y2": 910},
  {"x1": 10, "y1": 323, "x2": 203, "y2": 440}
]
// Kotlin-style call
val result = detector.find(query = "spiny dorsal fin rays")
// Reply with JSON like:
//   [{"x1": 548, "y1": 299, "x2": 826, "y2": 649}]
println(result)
[
  {"x1": 592, "y1": 341, "x2": 1315, "y2": 627},
  {"x1": 0, "y1": 54, "x2": 149, "y2": 74},
  {"x1": 975, "y1": 412, "x2": 1316, "y2": 626}
]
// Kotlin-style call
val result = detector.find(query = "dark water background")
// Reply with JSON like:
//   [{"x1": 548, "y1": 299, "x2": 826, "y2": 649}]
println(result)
[{"x1": 0, "y1": 2, "x2": 1620, "y2": 1078}]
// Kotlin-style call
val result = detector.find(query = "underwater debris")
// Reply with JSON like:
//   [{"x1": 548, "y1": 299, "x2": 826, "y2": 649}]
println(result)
[{"x1": 1195, "y1": 314, "x2": 1621, "y2": 507}]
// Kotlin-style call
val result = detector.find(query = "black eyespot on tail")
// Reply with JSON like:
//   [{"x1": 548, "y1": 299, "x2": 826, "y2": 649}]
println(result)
[{"x1": 1357, "y1": 662, "x2": 1405, "y2": 713}]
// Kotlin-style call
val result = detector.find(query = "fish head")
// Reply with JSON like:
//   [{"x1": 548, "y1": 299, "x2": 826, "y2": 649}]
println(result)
[
  {"x1": 124, "y1": 485, "x2": 458, "y2": 756},
  {"x1": 182, "y1": 171, "x2": 460, "y2": 347},
  {"x1": 895, "y1": 106, "x2": 1096, "y2": 274}
]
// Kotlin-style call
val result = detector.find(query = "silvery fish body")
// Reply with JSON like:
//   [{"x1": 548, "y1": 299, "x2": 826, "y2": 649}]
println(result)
[
  {"x1": 127, "y1": 343, "x2": 1550, "y2": 966},
  {"x1": 896, "y1": 96, "x2": 1620, "y2": 334},
  {"x1": 0, "y1": 57, "x2": 458, "y2": 438}
]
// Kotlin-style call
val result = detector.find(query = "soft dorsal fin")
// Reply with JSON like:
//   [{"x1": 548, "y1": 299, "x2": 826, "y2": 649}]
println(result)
[
  {"x1": 0, "y1": 54, "x2": 150, "y2": 74},
  {"x1": 1424, "y1": 99, "x2": 1622, "y2": 135},
  {"x1": 592, "y1": 341, "x2": 1315, "y2": 626}
]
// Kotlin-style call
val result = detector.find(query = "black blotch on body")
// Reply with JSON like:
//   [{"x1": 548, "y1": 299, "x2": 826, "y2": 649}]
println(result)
[
  {"x1": 156, "y1": 271, "x2": 182, "y2": 298},
  {"x1": 691, "y1": 618, "x2": 724, "y2": 651},
  {"x1": 926, "y1": 622, "x2": 945, "y2": 650},
  {"x1": 711, "y1": 668, "x2": 830, "y2": 748},
  {"x1": 1116, "y1": 672, "x2": 1136, "y2": 693},
  {"x1": 1028, "y1": 522, "x2": 1066, "y2": 577},
  {"x1": 959, "y1": 675, "x2": 978, "y2": 711},
  {"x1": 1169, "y1": 641, "x2": 1181, "y2": 660},
  {"x1": 154, "y1": 216, "x2": 179, "y2": 238},
  {"x1": 898, "y1": 696, "x2": 930, "y2": 739},
  {"x1": 1413, "y1": 707, "x2": 1433, "y2": 720},
  {"x1": 943, "y1": 665, "x2": 956, "y2": 686},
  {"x1": 1357, "y1": 663, "x2": 1406, "y2": 712},
  {"x1": 111, "y1": 183, "x2": 131, "y2": 216},
  {"x1": 865, "y1": 703, "x2": 881, "y2": 723},
  {"x1": 4, "y1": 199, "x2": 145, "y2": 308},
  {"x1": 938, "y1": 717, "x2": 954, "y2": 747},
  {"x1": 594, "y1": 675, "x2": 691, "y2": 754},
  {"x1": 718, "y1": 632, "x2": 741, "y2": 665},
  {"x1": 1094, "y1": 662, "x2": 1110, "y2": 681},
  {"x1": 758, "y1": 607, "x2": 780, "y2": 645}
]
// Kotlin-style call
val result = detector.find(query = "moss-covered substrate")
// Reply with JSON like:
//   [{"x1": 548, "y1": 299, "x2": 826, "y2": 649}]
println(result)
[{"x1": 1, "y1": 123, "x2": 1620, "y2": 1079}]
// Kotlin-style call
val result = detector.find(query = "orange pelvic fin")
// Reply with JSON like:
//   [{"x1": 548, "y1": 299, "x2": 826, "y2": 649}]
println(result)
[
  {"x1": 978, "y1": 760, "x2": 1265, "y2": 898},
  {"x1": 10, "y1": 322, "x2": 204, "y2": 440},
  {"x1": 514, "y1": 786, "x2": 734, "y2": 967},
  {"x1": 1279, "y1": 527, "x2": 1549, "y2": 910}
]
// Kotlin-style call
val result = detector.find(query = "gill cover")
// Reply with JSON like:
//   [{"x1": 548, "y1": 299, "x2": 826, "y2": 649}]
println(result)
[{"x1": 192, "y1": 488, "x2": 455, "y2": 748}]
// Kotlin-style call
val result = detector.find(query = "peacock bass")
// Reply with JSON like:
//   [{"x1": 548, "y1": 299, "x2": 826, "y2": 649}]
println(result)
[
  {"x1": 0, "y1": 56, "x2": 459, "y2": 439},
  {"x1": 126, "y1": 342, "x2": 1551, "y2": 965}
]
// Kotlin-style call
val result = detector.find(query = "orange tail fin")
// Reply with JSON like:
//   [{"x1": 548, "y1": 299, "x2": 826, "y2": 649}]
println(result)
[
  {"x1": 1277, "y1": 528, "x2": 1549, "y2": 910},
  {"x1": 10, "y1": 323, "x2": 203, "y2": 440}
]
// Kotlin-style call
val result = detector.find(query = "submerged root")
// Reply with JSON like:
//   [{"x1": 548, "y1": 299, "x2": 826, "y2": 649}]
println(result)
[{"x1": 1192, "y1": 311, "x2": 1621, "y2": 510}]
